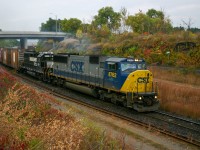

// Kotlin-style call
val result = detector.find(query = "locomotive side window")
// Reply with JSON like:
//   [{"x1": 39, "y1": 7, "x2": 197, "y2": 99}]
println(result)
[
  {"x1": 54, "y1": 55, "x2": 68, "y2": 63},
  {"x1": 89, "y1": 56, "x2": 99, "y2": 64},
  {"x1": 108, "y1": 62, "x2": 117, "y2": 70},
  {"x1": 121, "y1": 62, "x2": 136, "y2": 72}
]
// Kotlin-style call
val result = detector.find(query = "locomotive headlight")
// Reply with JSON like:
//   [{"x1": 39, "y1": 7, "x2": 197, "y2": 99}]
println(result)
[
  {"x1": 155, "y1": 96, "x2": 157, "y2": 99},
  {"x1": 139, "y1": 97, "x2": 142, "y2": 100}
]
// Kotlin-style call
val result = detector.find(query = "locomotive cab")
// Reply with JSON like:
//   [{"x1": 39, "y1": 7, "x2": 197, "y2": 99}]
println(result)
[
  {"x1": 104, "y1": 57, "x2": 159, "y2": 112},
  {"x1": 21, "y1": 51, "x2": 53, "y2": 80}
]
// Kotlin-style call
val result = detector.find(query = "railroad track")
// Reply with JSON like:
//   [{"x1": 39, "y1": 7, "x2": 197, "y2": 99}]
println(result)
[
  {"x1": 145, "y1": 111, "x2": 200, "y2": 147},
  {"x1": 11, "y1": 71, "x2": 200, "y2": 148}
]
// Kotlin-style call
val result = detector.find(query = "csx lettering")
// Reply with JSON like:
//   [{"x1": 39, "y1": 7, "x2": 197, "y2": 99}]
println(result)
[
  {"x1": 137, "y1": 77, "x2": 149, "y2": 83},
  {"x1": 71, "y1": 61, "x2": 84, "y2": 72},
  {"x1": 108, "y1": 72, "x2": 117, "y2": 78}
]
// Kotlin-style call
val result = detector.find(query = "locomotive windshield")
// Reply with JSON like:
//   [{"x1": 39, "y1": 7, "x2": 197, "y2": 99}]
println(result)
[{"x1": 121, "y1": 62, "x2": 146, "y2": 73}]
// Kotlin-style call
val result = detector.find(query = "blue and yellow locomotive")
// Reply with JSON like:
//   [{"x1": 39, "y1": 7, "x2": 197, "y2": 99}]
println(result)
[{"x1": 48, "y1": 54, "x2": 159, "y2": 112}]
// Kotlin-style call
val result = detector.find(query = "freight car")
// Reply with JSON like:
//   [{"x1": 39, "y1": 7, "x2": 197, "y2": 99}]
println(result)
[
  {"x1": 0, "y1": 48, "x2": 3, "y2": 63},
  {"x1": 0, "y1": 48, "x2": 24, "y2": 69},
  {"x1": 2, "y1": 48, "x2": 11, "y2": 66}
]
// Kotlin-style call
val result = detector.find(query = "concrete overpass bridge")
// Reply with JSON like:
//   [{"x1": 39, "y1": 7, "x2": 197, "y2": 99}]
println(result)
[{"x1": 0, "y1": 31, "x2": 68, "y2": 49}]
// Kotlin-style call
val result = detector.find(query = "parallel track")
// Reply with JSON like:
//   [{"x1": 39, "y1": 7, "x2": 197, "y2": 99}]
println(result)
[{"x1": 145, "y1": 111, "x2": 200, "y2": 146}]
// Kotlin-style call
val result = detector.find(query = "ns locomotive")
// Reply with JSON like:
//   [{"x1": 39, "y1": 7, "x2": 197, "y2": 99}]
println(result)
[{"x1": 19, "y1": 50, "x2": 159, "y2": 112}]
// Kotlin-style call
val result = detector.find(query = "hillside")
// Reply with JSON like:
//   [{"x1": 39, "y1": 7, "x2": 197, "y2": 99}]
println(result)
[{"x1": 36, "y1": 31, "x2": 200, "y2": 69}]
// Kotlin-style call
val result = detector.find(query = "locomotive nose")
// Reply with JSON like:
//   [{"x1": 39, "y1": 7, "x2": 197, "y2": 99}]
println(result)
[{"x1": 120, "y1": 70, "x2": 153, "y2": 93}]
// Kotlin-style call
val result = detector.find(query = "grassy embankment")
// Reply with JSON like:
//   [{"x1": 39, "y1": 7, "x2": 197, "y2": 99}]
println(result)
[
  {"x1": 0, "y1": 69, "x2": 126, "y2": 149},
  {"x1": 149, "y1": 66, "x2": 200, "y2": 119}
]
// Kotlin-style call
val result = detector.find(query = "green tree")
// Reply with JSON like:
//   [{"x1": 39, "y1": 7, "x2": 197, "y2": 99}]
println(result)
[
  {"x1": 126, "y1": 9, "x2": 172, "y2": 34},
  {"x1": 92, "y1": 7, "x2": 121, "y2": 32},
  {"x1": 146, "y1": 9, "x2": 172, "y2": 33},
  {"x1": 80, "y1": 23, "x2": 90, "y2": 33},
  {"x1": 40, "y1": 18, "x2": 61, "y2": 32},
  {"x1": 146, "y1": 9, "x2": 164, "y2": 19},
  {"x1": 126, "y1": 11, "x2": 150, "y2": 33},
  {"x1": 61, "y1": 18, "x2": 82, "y2": 34},
  {"x1": 0, "y1": 39, "x2": 20, "y2": 47}
]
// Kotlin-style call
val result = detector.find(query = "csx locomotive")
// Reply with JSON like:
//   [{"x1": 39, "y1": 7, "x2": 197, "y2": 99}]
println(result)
[{"x1": 1, "y1": 48, "x2": 159, "y2": 112}]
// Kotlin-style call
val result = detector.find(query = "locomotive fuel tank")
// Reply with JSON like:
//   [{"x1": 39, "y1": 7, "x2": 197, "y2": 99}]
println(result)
[{"x1": 64, "y1": 82, "x2": 98, "y2": 97}]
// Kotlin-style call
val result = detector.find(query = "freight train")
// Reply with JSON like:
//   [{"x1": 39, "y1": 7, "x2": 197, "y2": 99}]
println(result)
[{"x1": 0, "y1": 48, "x2": 159, "y2": 112}]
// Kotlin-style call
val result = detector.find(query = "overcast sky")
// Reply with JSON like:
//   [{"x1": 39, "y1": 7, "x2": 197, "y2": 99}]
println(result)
[{"x1": 0, "y1": 0, "x2": 200, "y2": 31}]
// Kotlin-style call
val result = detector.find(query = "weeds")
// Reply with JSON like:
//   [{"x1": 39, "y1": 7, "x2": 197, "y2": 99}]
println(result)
[{"x1": 0, "y1": 68, "x2": 124, "y2": 149}]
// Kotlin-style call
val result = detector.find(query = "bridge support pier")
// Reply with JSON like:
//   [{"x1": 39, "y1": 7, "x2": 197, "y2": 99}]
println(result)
[{"x1": 20, "y1": 38, "x2": 28, "y2": 49}]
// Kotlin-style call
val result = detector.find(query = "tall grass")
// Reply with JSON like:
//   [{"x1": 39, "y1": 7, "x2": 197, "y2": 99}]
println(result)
[
  {"x1": 157, "y1": 81, "x2": 200, "y2": 119},
  {"x1": 149, "y1": 66, "x2": 200, "y2": 119},
  {"x1": 149, "y1": 66, "x2": 200, "y2": 86}
]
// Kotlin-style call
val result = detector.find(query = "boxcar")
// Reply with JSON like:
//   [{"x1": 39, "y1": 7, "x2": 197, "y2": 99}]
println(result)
[
  {"x1": 1, "y1": 48, "x2": 24, "y2": 69},
  {"x1": 0, "y1": 48, "x2": 3, "y2": 63},
  {"x1": 10, "y1": 48, "x2": 19, "y2": 69},
  {"x1": 2, "y1": 48, "x2": 11, "y2": 67}
]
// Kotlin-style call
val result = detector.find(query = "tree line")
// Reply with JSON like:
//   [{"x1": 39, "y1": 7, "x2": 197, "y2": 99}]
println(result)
[{"x1": 40, "y1": 7, "x2": 200, "y2": 35}]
